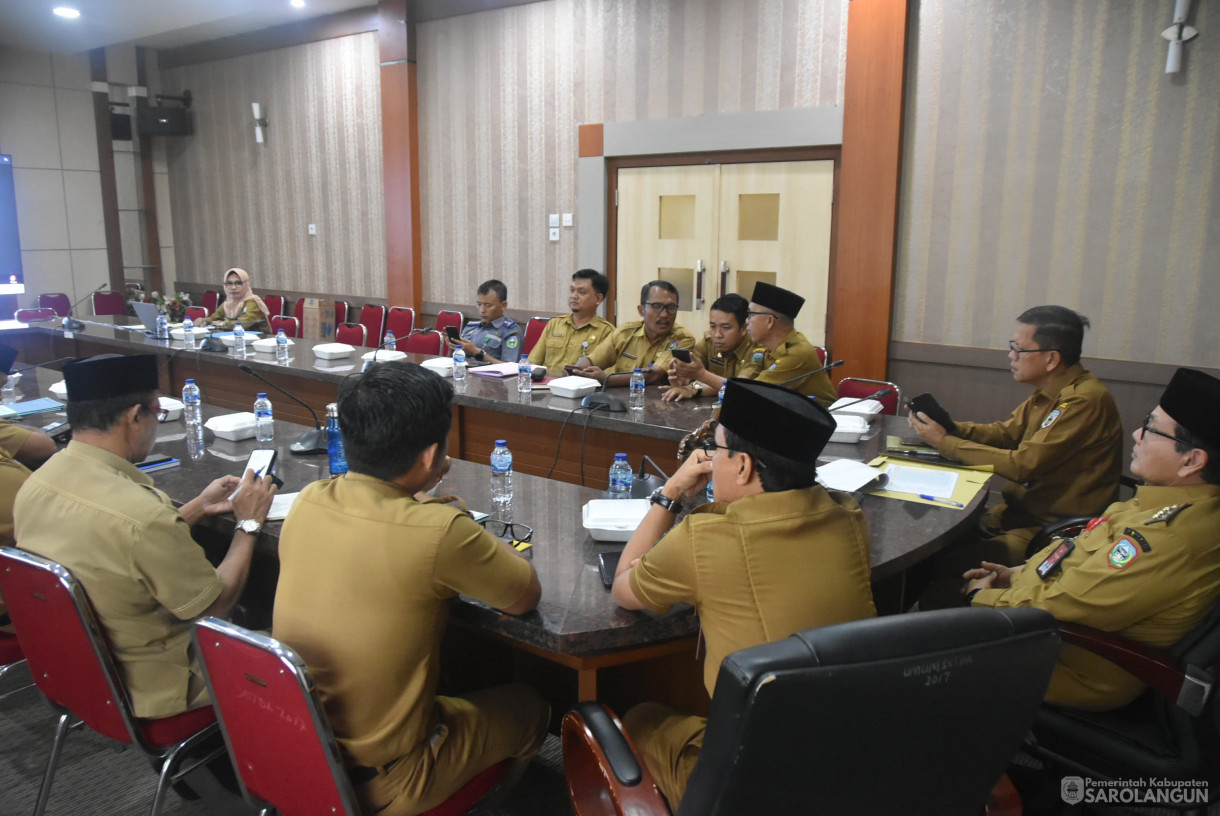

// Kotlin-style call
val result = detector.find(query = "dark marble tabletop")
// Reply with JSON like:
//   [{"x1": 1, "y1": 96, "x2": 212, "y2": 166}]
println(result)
[{"x1": 9, "y1": 346, "x2": 986, "y2": 657}]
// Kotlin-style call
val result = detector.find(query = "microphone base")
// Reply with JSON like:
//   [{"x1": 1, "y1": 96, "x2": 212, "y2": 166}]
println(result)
[
  {"x1": 289, "y1": 428, "x2": 328, "y2": 456},
  {"x1": 582, "y1": 392, "x2": 626, "y2": 412}
]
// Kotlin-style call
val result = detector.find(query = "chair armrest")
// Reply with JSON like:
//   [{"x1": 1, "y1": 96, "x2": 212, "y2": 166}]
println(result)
[
  {"x1": 1058, "y1": 622, "x2": 1212, "y2": 715},
  {"x1": 1024, "y1": 516, "x2": 1094, "y2": 559},
  {"x1": 562, "y1": 702, "x2": 669, "y2": 816}
]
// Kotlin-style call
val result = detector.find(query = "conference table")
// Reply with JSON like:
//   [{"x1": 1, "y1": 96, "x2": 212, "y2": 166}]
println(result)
[{"x1": 6, "y1": 328, "x2": 988, "y2": 712}]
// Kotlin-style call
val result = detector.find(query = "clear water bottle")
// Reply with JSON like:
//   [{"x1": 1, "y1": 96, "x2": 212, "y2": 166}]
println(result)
[
  {"x1": 275, "y1": 329, "x2": 290, "y2": 363},
  {"x1": 182, "y1": 316, "x2": 196, "y2": 349},
  {"x1": 232, "y1": 322, "x2": 246, "y2": 356},
  {"x1": 254, "y1": 392, "x2": 274, "y2": 443},
  {"x1": 155, "y1": 311, "x2": 168, "y2": 339},
  {"x1": 383, "y1": 330, "x2": 396, "y2": 351},
  {"x1": 452, "y1": 345, "x2": 467, "y2": 382},
  {"x1": 609, "y1": 453, "x2": 633, "y2": 497},
  {"x1": 326, "y1": 402, "x2": 348, "y2": 475},
  {"x1": 186, "y1": 421, "x2": 205, "y2": 462},
  {"x1": 182, "y1": 378, "x2": 202, "y2": 427},
  {"x1": 517, "y1": 360, "x2": 532, "y2": 394},
  {"x1": 718, "y1": 383, "x2": 727, "y2": 403},
  {"x1": 489, "y1": 439, "x2": 513, "y2": 505},
  {"x1": 629, "y1": 368, "x2": 646, "y2": 410}
]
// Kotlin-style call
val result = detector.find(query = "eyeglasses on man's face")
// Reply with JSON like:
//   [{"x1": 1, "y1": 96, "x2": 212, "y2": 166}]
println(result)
[
  {"x1": 643, "y1": 302, "x2": 680, "y2": 315},
  {"x1": 745, "y1": 310, "x2": 775, "y2": 322},
  {"x1": 1007, "y1": 340, "x2": 1059, "y2": 355},
  {"x1": 696, "y1": 438, "x2": 767, "y2": 469},
  {"x1": 1139, "y1": 413, "x2": 1192, "y2": 447}
]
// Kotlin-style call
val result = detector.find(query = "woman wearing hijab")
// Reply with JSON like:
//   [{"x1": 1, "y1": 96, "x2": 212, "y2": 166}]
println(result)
[{"x1": 207, "y1": 268, "x2": 270, "y2": 332}]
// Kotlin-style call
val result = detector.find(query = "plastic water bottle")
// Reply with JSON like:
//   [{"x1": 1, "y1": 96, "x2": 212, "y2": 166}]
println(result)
[
  {"x1": 254, "y1": 392, "x2": 274, "y2": 443},
  {"x1": 629, "y1": 368, "x2": 646, "y2": 410},
  {"x1": 452, "y1": 345, "x2": 467, "y2": 382},
  {"x1": 383, "y1": 330, "x2": 396, "y2": 351},
  {"x1": 182, "y1": 378, "x2": 202, "y2": 427},
  {"x1": 490, "y1": 439, "x2": 513, "y2": 506},
  {"x1": 275, "y1": 329, "x2": 290, "y2": 363},
  {"x1": 718, "y1": 383, "x2": 727, "y2": 403},
  {"x1": 517, "y1": 360, "x2": 532, "y2": 394},
  {"x1": 182, "y1": 316, "x2": 196, "y2": 349},
  {"x1": 186, "y1": 422, "x2": 205, "y2": 462},
  {"x1": 609, "y1": 453, "x2": 633, "y2": 497},
  {"x1": 326, "y1": 402, "x2": 348, "y2": 475},
  {"x1": 155, "y1": 311, "x2": 168, "y2": 339},
  {"x1": 232, "y1": 322, "x2": 246, "y2": 356}
]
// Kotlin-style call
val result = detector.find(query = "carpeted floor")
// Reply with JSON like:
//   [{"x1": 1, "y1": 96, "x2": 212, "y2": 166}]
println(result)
[{"x1": 0, "y1": 663, "x2": 573, "y2": 816}]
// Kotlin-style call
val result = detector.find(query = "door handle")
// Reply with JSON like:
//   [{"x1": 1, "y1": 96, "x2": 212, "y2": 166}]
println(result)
[
  {"x1": 694, "y1": 260, "x2": 705, "y2": 310},
  {"x1": 719, "y1": 261, "x2": 730, "y2": 298}
]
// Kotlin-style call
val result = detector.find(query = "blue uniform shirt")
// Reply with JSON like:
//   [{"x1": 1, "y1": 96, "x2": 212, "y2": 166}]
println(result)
[{"x1": 461, "y1": 316, "x2": 522, "y2": 362}]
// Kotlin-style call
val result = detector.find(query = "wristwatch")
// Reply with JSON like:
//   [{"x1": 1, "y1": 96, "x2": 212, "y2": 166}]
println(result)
[
  {"x1": 236, "y1": 519, "x2": 263, "y2": 536},
  {"x1": 648, "y1": 488, "x2": 684, "y2": 516},
  {"x1": 691, "y1": 382, "x2": 704, "y2": 396}
]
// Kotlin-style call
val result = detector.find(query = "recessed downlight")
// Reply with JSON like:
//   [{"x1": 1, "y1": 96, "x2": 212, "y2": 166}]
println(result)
[
  {"x1": 53, "y1": 6, "x2": 81, "y2": 18},
  {"x1": 290, "y1": 0, "x2": 305, "y2": 8}
]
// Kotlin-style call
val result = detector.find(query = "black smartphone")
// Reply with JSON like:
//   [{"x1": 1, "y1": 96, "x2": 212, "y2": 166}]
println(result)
[
  {"x1": 597, "y1": 551, "x2": 621, "y2": 588},
  {"x1": 906, "y1": 392, "x2": 957, "y2": 435},
  {"x1": 670, "y1": 348, "x2": 692, "y2": 364},
  {"x1": 444, "y1": 325, "x2": 461, "y2": 342}
]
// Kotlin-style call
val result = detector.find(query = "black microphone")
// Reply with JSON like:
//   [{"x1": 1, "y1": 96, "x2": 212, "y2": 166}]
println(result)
[
  {"x1": 581, "y1": 370, "x2": 626, "y2": 412},
  {"x1": 237, "y1": 363, "x2": 326, "y2": 455},
  {"x1": 629, "y1": 454, "x2": 671, "y2": 499},
  {"x1": 777, "y1": 358, "x2": 845, "y2": 388},
  {"x1": 11, "y1": 356, "x2": 77, "y2": 375},
  {"x1": 830, "y1": 387, "x2": 894, "y2": 412},
  {"x1": 64, "y1": 281, "x2": 108, "y2": 316}
]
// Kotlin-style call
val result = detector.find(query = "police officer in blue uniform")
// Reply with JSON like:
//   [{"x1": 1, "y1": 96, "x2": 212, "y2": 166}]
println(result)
[{"x1": 458, "y1": 279, "x2": 522, "y2": 363}]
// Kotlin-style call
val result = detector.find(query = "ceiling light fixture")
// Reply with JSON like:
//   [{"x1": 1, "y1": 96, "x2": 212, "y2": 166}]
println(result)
[
  {"x1": 52, "y1": 7, "x2": 81, "y2": 18},
  {"x1": 290, "y1": 0, "x2": 305, "y2": 8}
]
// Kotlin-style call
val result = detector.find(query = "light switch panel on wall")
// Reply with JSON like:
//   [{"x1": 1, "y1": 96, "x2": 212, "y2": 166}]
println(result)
[
  {"x1": 562, "y1": 213, "x2": 573, "y2": 227},
  {"x1": 308, "y1": 224, "x2": 316, "y2": 235},
  {"x1": 548, "y1": 213, "x2": 559, "y2": 227},
  {"x1": 549, "y1": 227, "x2": 560, "y2": 242}
]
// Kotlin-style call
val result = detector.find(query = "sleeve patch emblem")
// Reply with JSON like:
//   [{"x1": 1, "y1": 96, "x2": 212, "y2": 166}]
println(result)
[
  {"x1": 506, "y1": 336, "x2": 519, "y2": 349},
  {"x1": 752, "y1": 352, "x2": 765, "y2": 364},
  {"x1": 1041, "y1": 408, "x2": 1062, "y2": 429},
  {"x1": 1108, "y1": 538, "x2": 1140, "y2": 569}
]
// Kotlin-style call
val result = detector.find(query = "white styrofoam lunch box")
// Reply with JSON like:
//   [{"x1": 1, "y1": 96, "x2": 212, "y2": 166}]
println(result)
[
  {"x1": 312, "y1": 342, "x2": 356, "y2": 359},
  {"x1": 361, "y1": 349, "x2": 407, "y2": 362},
  {"x1": 830, "y1": 414, "x2": 870, "y2": 444},
  {"x1": 204, "y1": 412, "x2": 258, "y2": 441},
  {"x1": 49, "y1": 379, "x2": 68, "y2": 399},
  {"x1": 171, "y1": 327, "x2": 212, "y2": 341},
  {"x1": 218, "y1": 332, "x2": 262, "y2": 347},
  {"x1": 420, "y1": 356, "x2": 453, "y2": 376},
  {"x1": 252, "y1": 336, "x2": 294, "y2": 354},
  {"x1": 549, "y1": 375, "x2": 601, "y2": 399},
  {"x1": 828, "y1": 397, "x2": 884, "y2": 421},
  {"x1": 158, "y1": 397, "x2": 184, "y2": 422},
  {"x1": 582, "y1": 499, "x2": 651, "y2": 542}
]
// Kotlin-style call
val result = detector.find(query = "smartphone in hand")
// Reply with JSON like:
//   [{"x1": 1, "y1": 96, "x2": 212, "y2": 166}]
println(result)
[
  {"x1": 670, "y1": 348, "x2": 692, "y2": 364},
  {"x1": 906, "y1": 392, "x2": 957, "y2": 435},
  {"x1": 228, "y1": 449, "x2": 281, "y2": 500},
  {"x1": 444, "y1": 325, "x2": 461, "y2": 342}
]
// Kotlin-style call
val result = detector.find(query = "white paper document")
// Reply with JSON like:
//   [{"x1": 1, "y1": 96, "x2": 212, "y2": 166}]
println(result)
[
  {"x1": 817, "y1": 459, "x2": 888, "y2": 492},
  {"x1": 882, "y1": 465, "x2": 959, "y2": 499}
]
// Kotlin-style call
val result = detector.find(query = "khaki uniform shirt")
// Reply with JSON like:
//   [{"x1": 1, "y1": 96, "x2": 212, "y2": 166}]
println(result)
[
  {"x1": 936, "y1": 366, "x2": 1122, "y2": 527},
  {"x1": 273, "y1": 473, "x2": 533, "y2": 768},
  {"x1": 975, "y1": 484, "x2": 1220, "y2": 710},
  {"x1": 585, "y1": 321, "x2": 696, "y2": 375},
  {"x1": 693, "y1": 335, "x2": 765, "y2": 382},
  {"x1": 0, "y1": 420, "x2": 33, "y2": 625},
  {"x1": 754, "y1": 329, "x2": 836, "y2": 403},
  {"x1": 13, "y1": 442, "x2": 224, "y2": 717},
  {"x1": 527, "y1": 313, "x2": 615, "y2": 375},
  {"x1": 630, "y1": 487, "x2": 877, "y2": 697}
]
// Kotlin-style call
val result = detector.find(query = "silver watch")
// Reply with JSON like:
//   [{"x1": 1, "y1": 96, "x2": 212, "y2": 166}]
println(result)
[{"x1": 236, "y1": 519, "x2": 263, "y2": 535}]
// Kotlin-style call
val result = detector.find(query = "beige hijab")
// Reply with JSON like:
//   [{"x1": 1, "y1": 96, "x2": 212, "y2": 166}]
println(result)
[{"x1": 221, "y1": 268, "x2": 271, "y2": 321}]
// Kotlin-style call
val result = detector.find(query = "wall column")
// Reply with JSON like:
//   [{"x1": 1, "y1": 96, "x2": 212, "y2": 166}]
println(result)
[
  {"x1": 379, "y1": 0, "x2": 422, "y2": 309},
  {"x1": 90, "y1": 49, "x2": 125, "y2": 293}
]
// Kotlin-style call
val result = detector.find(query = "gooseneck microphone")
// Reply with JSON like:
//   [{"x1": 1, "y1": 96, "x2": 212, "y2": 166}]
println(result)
[
  {"x1": 777, "y1": 358, "x2": 845, "y2": 389},
  {"x1": 237, "y1": 363, "x2": 327, "y2": 455},
  {"x1": 11, "y1": 356, "x2": 77, "y2": 375},
  {"x1": 829, "y1": 387, "x2": 894, "y2": 412},
  {"x1": 581, "y1": 371, "x2": 626, "y2": 412}
]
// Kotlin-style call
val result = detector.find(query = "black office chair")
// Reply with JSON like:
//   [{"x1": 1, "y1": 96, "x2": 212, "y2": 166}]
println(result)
[{"x1": 563, "y1": 607, "x2": 1060, "y2": 816}]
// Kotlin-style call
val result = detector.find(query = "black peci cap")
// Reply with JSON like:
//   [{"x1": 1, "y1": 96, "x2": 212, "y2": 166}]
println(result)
[
  {"x1": 1160, "y1": 368, "x2": 1220, "y2": 452},
  {"x1": 718, "y1": 378, "x2": 835, "y2": 462},
  {"x1": 63, "y1": 354, "x2": 159, "y2": 402},
  {"x1": 750, "y1": 282, "x2": 805, "y2": 320}
]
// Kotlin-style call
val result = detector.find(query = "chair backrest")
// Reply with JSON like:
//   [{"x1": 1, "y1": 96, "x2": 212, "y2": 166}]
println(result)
[
  {"x1": 201, "y1": 290, "x2": 220, "y2": 314},
  {"x1": 37, "y1": 292, "x2": 72, "y2": 316},
  {"x1": 435, "y1": 310, "x2": 464, "y2": 336},
  {"x1": 523, "y1": 317, "x2": 549, "y2": 355},
  {"x1": 15, "y1": 307, "x2": 57, "y2": 323},
  {"x1": 292, "y1": 298, "x2": 305, "y2": 323},
  {"x1": 836, "y1": 376, "x2": 902, "y2": 415},
  {"x1": 194, "y1": 618, "x2": 360, "y2": 816},
  {"x1": 813, "y1": 345, "x2": 828, "y2": 366},
  {"x1": 386, "y1": 306, "x2": 416, "y2": 338},
  {"x1": 185, "y1": 305, "x2": 208, "y2": 321},
  {"x1": 270, "y1": 315, "x2": 300, "y2": 339},
  {"x1": 678, "y1": 607, "x2": 1060, "y2": 816},
  {"x1": 263, "y1": 294, "x2": 285, "y2": 317},
  {"x1": 0, "y1": 547, "x2": 137, "y2": 746},
  {"x1": 334, "y1": 301, "x2": 348, "y2": 327},
  {"x1": 0, "y1": 630, "x2": 23, "y2": 665},
  {"x1": 335, "y1": 322, "x2": 366, "y2": 347},
  {"x1": 357, "y1": 304, "x2": 386, "y2": 346},
  {"x1": 401, "y1": 329, "x2": 444, "y2": 355},
  {"x1": 91, "y1": 291, "x2": 127, "y2": 316}
]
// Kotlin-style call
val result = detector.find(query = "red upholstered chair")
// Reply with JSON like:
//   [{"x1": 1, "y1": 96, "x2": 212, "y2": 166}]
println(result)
[
  {"x1": 386, "y1": 306, "x2": 416, "y2": 338},
  {"x1": 37, "y1": 293, "x2": 72, "y2": 317},
  {"x1": 813, "y1": 345, "x2": 828, "y2": 366},
  {"x1": 194, "y1": 618, "x2": 507, "y2": 816},
  {"x1": 0, "y1": 630, "x2": 34, "y2": 701},
  {"x1": 15, "y1": 307, "x2": 57, "y2": 323},
  {"x1": 0, "y1": 547, "x2": 223, "y2": 816},
  {"x1": 401, "y1": 329, "x2": 445, "y2": 355},
  {"x1": 270, "y1": 315, "x2": 300, "y2": 339},
  {"x1": 335, "y1": 322, "x2": 366, "y2": 347},
  {"x1": 201, "y1": 290, "x2": 220, "y2": 314},
  {"x1": 523, "y1": 317, "x2": 549, "y2": 356},
  {"x1": 262, "y1": 294, "x2": 285, "y2": 317},
  {"x1": 184, "y1": 305, "x2": 208, "y2": 322},
  {"x1": 836, "y1": 376, "x2": 902, "y2": 415},
  {"x1": 293, "y1": 297, "x2": 305, "y2": 324},
  {"x1": 91, "y1": 290, "x2": 127, "y2": 316},
  {"x1": 435, "y1": 310, "x2": 465, "y2": 337},
  {"x1": 357, "y1": 304, "x2": 387, "y2": 347},
  {"x1": 334, "y1": 300, "x2": 349, "y2": 327}
]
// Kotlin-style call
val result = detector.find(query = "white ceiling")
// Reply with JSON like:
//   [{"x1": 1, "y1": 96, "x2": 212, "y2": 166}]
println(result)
[{"x1": 0, "y1": 0, "x2": 376, "y2": 54}]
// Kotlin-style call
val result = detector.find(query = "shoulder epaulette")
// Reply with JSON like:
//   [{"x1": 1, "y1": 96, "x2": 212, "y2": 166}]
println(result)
[{"x1": 1147, "y1": 504, "x2": 1191, "y2": 525}]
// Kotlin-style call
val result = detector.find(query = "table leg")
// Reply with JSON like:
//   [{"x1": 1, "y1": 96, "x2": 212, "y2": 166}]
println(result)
[{"x1": 577, "y1": 668, "x2": 598, "y2": 701}]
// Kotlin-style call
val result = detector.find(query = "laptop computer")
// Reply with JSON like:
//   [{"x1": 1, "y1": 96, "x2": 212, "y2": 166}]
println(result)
[{"x1": 131, "y1": 301, "x2": 163, "y2": 332}]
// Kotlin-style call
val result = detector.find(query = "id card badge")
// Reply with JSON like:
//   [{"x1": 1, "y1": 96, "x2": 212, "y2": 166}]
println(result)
[{"x1": 1036, "y1": 538, "x2": 1075, "y2": 580}]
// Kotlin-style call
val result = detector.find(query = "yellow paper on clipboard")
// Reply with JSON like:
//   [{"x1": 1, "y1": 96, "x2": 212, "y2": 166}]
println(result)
[{"x1": 866, "y1": 455, "x2": 992, "y2": 508}]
